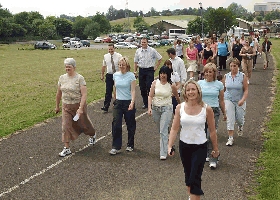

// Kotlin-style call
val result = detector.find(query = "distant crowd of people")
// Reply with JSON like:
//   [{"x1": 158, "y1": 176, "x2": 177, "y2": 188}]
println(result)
[{"x1": 55, "y1": 34, "x2": 272, "y2": 200}]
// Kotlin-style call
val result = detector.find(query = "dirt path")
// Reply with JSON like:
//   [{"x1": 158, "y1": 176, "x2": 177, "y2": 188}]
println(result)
[{"x1": 0, "y1": 56, "x2": 274, "y2": 200}]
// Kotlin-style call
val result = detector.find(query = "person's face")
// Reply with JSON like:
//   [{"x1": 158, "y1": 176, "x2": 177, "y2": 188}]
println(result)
[
  {"x1": 141, "y1": 39, "x2": 148, "y2": 48},
  {"x1": 108, "y1": 46, "x2": 115, "y2": 54},
  {"x1": 65, "y1": 64, "x2": 75, "y2": 74},
  {"x1": 230, "y1": 62, "x2": 239, "y2": 74},
  {"x1": 166, "y1": 52, "x2": 172, "y2": 59},
  {"x1": 118, "y1": 60, "x2": 128, "y2": 73},
  {"x1": 204, "y1": 69, "x2": 214, "y2": 81},
  {"x1": 189, "y1": 41, "x2": 194, "y2": 47},
  {"x1": 185, "y1": 83, "x2": 198, "y2": 100},
  {"x1": 244, "y1": 40, "x2": 249, "y2": 46},
  {"x1": 213, "y1": 34, "x2": 216, "y2": 38},
  {"x1": 167, "y1": 64, "x2": 172, "y2": 69},
  {"x1": 160, "y1": 72, "x2": 167, "y2": 80}
]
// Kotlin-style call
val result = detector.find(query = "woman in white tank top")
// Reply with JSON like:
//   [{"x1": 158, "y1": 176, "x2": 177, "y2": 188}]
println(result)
[
  {"x1": 167, "y1": 79, "x2": 219, "y2": 199},
  {"x1": 148, "y1": 66, "x2": 180, "y2": 160}
]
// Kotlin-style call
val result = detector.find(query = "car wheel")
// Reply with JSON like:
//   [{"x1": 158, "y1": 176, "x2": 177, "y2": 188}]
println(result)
[{"x1": 74, "y1": 45, "x2": 77, "y2": 48}]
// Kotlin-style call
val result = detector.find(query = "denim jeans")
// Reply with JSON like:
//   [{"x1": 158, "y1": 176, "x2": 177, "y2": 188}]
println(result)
[
  {"x1": 205, "y1": 107, "x2": 220, "y2": 163},
  {"x1": 139, "y1": 67, "x2": 155, "y2": 107},
  {"x1": 225, "y1": 100, "x2": 246, "y2": 131},
  {"x1": 112, "y1": 100, "x2": 136, "y2": 150},
  {"x1": 152, "y1": 105, "x2": 173, "y2": 157},
  {"x1": 104, "y1": 73, "x2": 114, "y2": 108}
]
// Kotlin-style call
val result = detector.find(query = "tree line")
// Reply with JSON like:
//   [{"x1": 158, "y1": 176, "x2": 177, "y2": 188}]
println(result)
[{"x1": 0, "y1": 2, "x2": 279, "y2": 42}]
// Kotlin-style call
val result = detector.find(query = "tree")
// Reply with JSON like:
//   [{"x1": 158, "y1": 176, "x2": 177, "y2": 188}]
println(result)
[
  {"x1": 187, "y1": 17, "x2": 208, "y2": 36},
  {"x1": 133, "y1": 16, "x2": 149, "y2": 32},
  {"x1": 112, "y1": 24, "x2": 123, "y2": 32},
  {"x1": 84, "y1": 22, "x2": 100, "y2": 39},
  {"x1": 256, "y1": 16, "x2": 263, "y2": 22},
  {"x1": 106, "y1": 5, "x2": 117, "y2": 21},
  {"x1": 38, "y1": 22, "x2": 56, "y2": 39},
  {"x1": 92, "y1": 12, "x2": 111, "y2": 34},
  {"x1": 72, "y1": 16, "x2": 92, "y2": 38},
  {"x1": 54, "y1": 18, "x2": 73, "y2": 37}
]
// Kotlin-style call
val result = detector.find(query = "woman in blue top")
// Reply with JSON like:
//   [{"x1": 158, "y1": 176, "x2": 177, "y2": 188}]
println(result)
[
  {"x1": 217, "y1": 37, "x2": 229, "y2": 70},
  {"x1": 222, "y1": 58, "x2": 248, "y2": 146},
  {"x1": 198, "y1": 63, "x2": 226, "y2": 169},
  {"x1": 110, "y1": 57, "x2": 136, "y2": 155}
]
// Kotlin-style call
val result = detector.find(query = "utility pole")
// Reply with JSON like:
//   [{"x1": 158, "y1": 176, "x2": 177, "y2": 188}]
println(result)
[{"x1": 125, "y1": 0, "x2": 130, "y2": 33}]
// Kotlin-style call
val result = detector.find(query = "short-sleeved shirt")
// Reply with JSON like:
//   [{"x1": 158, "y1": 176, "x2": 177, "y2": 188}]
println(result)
[
  {"x1": 217, "y1": 42, "x2": 228, "y2": 56},
  {"x1": 58, "y1": 73, "x2": 86, "y2": 104},
  {"x1": 198, "y1": 80, "x2": 224, "y2": 108},
  {"x1": 175, "y1": 44, "x2": 183, "y2": 57},
  {"x1": 134, "y1": 46, "x2": 162, "y2": 68},
  {"x1": 186, "y1": 47, "x2": 198, "y2": 60},
  {"x1": 113, "y1": 71, "x2": 136, "y2": 100},
  {"x1": 102, "y1": 52, "x2": 122, "y2": 74}
]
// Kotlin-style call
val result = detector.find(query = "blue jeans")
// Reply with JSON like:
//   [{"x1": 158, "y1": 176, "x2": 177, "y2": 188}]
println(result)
[
  {"x1": 139, "y1": 67, "x2": 155, "y2": 107},
  {"x1": 205, "y1": 107, "x2": 220, "y2": 163},
  {"x1": 112, "y1": 100, "x2": 136, "y2": 150},
  {"x1": 152, "y1": 105, "x2": 173, "y2": 157},
  {"x1": 103, "y1": 73, "x2": 114, "y2": 108}
]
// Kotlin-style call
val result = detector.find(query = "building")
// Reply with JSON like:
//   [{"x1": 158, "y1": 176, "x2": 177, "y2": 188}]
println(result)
[
  {"x1": 254, "y1": 1, "x2": 280, "y2": 14},
  {"x1": 150, "y1": 20, "x2": 188, "y2": 35}
]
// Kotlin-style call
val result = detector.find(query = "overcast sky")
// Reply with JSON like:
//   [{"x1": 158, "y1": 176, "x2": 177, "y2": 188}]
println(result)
[{"x1": 0, "y1": 0, "x2": 267, "y2": 17}]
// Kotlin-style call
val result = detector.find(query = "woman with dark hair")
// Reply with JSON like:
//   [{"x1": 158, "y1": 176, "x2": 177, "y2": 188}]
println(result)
[
  {"x1": 175, "y1": 39, "x2": 184, "y2": 59},
  {"x1": 148, "y1": 66, "x2": 180, "y2": 160},
  {"x1": 232, "y1": 37, "x2": 243, "y2": 65}
]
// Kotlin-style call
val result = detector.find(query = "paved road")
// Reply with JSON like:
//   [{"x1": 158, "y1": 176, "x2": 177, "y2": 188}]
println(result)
[{"x1": 0, "y1": 55, "x2": 274, "y2": 200}]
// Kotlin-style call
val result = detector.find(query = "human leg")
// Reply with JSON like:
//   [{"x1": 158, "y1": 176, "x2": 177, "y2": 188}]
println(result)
[
  {"x1": 225, "y1": 100, "x2": 235, "y2": 146},
  {"x1": 235, "y1": 101, "x2": 246, "y2": 133},
  {"x1": 123, "y1": 101, "x2": 136, "y2": 149},
  {"x1": 103, "y1": 73, "x2": 114, "y2": 110},
  {"x1": 262, "y1": 52, "x2": 268, "y2": 69},
  {"x1": 145, "y1": 69, "x2": 155, "y2": 107},
  {"x1": 208, "y1": 107, "x2": 220, "y2": 167},
  {"x1": 111, "y1": 100, "x2": 124, "y2": 150},
  {"x1": 138, "y1": 68, "x2": 148, "y2": 107}
]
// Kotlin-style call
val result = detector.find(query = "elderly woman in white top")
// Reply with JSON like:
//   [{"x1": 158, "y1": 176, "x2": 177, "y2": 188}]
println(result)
[
  {"x1": 55, "y1": 58, "x2": 96, "y2": 157},
  {"x1": 168, "y1": 79, "x2": 219, "y2": 200},
  {"x1": 148, "y1": 66, "x2": 180, "y2": 160}
]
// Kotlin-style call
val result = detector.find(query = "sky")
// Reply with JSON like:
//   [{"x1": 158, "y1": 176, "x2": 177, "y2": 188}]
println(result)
[{"x1": 0, "y1": 0, "x2": 270, "y2": 17}]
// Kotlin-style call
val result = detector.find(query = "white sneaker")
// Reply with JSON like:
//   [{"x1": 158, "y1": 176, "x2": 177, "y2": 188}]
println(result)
[
  {"x1": 226, "y1": 138, "x2": 234, "y2": 146},
  {"x1": 59, "y1": 147, "x2": 71, "y2": 157},
  {"x1": 209, "y1": 162, "x2": 217, "y2": 169},
  {"x1": 237, "y1": 126, "x2": 243, "y2": 136},
  {"x1": 126, "y1": 146, "x2": 134, "y2": 152},
  {"x1": 206, "y1": 157, "x2": 210, "y2": 162},
  {"x1": 89, "y1": 134, "x2": 96, "y2": 145},
  {"x1": 109, "y1": 148, "x2": 121, "y2": 155},
  {"x1": 247, "y1": 80, "x2": 250, "y2": 85},
  {"x1": 160, "y1": 156, "x2": 167, "y2": 160}
]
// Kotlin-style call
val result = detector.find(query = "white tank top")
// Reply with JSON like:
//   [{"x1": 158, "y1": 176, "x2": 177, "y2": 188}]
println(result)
[
  {"x1": 179, "y1": 102, "x2": 207, "y2": 144},
  {"x1": 153, "y1": 79, "x2": 172, "y2": 106}
]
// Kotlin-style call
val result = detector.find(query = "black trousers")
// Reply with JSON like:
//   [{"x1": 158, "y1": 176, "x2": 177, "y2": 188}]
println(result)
[
  {"x1": 139, "y1": 67, "x2": 154, "y2": 107},
  {"x1": 103, "y1": 73, "x2": 114, "y2": 108},
  {"x1": 218, "y1": 55, "x2": 227, "y2": 70}
]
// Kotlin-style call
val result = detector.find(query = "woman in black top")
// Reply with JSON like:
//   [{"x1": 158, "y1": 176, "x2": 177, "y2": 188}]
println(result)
[{"x1": 232, "y1": 37, "x2": 243, "y2": 65}]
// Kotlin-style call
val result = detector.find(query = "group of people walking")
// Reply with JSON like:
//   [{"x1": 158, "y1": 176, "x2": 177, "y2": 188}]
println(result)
[{"x1": 54, "y1": 34, "x2": 271, "y2": 199}]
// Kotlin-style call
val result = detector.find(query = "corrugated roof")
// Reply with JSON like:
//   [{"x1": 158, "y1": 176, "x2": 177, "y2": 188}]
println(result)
[{"x1": 161, "y1": 20, "x2": 189, "y2": 28}]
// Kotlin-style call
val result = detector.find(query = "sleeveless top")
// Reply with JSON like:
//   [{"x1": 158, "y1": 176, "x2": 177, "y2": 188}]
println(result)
[
  {"x1": 224, "y1": 71, "x2": 244, "y2": 102},
  {"x1": 179, "y1": 102, "x2": 207, "y2": 144},
  {"x1": 153, "y1": 79, "x2": 172, "y2": 107},
  {"x1": 203, "y1": 48, "x2": 213, "y2": 60}
]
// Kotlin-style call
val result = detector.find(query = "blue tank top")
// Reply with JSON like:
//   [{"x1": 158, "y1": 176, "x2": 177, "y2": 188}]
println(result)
[{"x1": 224, "y1": 71, "x2": 244, "y2": 102}]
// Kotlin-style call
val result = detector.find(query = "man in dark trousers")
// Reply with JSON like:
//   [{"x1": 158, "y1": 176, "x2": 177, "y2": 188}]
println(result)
[
  {"x1": 134, "y1": 37, "x2": 162, "y2": 109},
  {"x1": 100, "y1": 44, "x2": 122, "y2": 112}
]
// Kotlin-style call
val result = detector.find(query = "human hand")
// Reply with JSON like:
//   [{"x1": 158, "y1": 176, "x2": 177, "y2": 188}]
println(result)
[
  {"x1": 211, "y1": 150, "x2": 220, "y2": 158},
  {"x1": 238, "y1": 100, "x2": 244, "y2": 106},
  {"x1": 100, "y1": 74, "x2": 104, "y2": 81},
  {"x1": 168, "y1": 146, "x2": 175, "y2": 156},
  {"x1": 223, "y1": 114, "x2": 227, "y2": 121},
  {"x1": 77, "y1": 107, "x2": 83, "y2": 115},
  {"x1": 147, "y1": 108, "x2": 152, "y2": 116},
  {"x1": 55, "y1": 107, "x2": 60, "y2": 114},
  {"x1": 134, "y1": 72, "x2": 138, "y2": 79},
  {"x1": 128, "y1": 102, "x2": 134, "y2": 110}
]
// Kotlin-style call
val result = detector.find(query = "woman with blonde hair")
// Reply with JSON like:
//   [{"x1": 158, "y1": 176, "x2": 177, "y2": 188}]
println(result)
[
  {"x1": 198, "y1": 63, "x2": 226, "y2": 169},
  {"x1": 168, "y1": 79, "x2": 219, "y2": 199},
  {"x1": 186, "y1": 40, "x2": 199, "y2": 80}
]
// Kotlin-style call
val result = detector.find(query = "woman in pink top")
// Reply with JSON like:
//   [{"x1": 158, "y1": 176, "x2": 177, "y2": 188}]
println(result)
[
  {"x1": 185, "y1": 40, "x2": 199, "y2": 80},
  {"x1": 210, "y1": 37, "x2": 218, "y2": 65}
]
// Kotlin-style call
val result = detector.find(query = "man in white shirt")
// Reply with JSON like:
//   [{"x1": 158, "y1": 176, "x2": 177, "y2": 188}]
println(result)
[
  {"x1": 101, "y1": 44, "x2": 122, "y2": 112},
  {"x1": 134, "y1": 38, "x2": 162, "y2": 109},
  {"x1": 166, "y1": 48, "x2": 187, "y2": 85}
]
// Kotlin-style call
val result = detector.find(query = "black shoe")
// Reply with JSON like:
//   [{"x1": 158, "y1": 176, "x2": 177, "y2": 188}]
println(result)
[
  {"x1": 142, "y1": 105, "x2": 148, "y2": 109},
  {"x1": 101, "y1": 107, "x2": 108, "y2": 112}
]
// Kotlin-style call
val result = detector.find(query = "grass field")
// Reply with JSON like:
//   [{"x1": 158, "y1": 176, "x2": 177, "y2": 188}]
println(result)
[
  {"x1": 0, "y1": 42, "x2": 172, "y2": 137},
  {"x1": 248, "y1": 38, "x2": 280, "y2": 199}
]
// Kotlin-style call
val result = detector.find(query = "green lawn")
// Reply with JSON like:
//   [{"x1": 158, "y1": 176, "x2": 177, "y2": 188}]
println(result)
[
  {"x1": 0, "y1": 43, "x2": 172, "y2": 137},
  {"x1": 249, "y1": 38, "x2": 280, "y2": 199}
]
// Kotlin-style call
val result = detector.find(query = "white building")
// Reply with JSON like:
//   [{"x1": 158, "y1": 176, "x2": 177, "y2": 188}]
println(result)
[{"x1": 254, "y1": 1, "x2": 280, "y2": 13}]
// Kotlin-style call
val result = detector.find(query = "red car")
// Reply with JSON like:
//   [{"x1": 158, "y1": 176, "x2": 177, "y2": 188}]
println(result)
[{"x1": 103, "y1": 37, "x2": 112, "y2": 43}]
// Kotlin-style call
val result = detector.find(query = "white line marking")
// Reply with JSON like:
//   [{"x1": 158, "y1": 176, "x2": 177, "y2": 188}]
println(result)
[{"x1": 0, "y1": 111, "x2": 147, "y2": 198}]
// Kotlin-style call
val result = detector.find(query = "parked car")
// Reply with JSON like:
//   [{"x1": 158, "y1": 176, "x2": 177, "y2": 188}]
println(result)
[
  {"x1": 148, "y1": 40, "x2": 160, "y2": 47},
  {"x1": 34, "y1": 41, "x2": 56, "y2": 49},
  {"x1": 103, "y1": 37, "x2": 112, "y2": 43},
  {"x1": 114, "y1": 42, "x2": 138, "y2": 49},
  {"x1": 80, "y1": 40, "x2": 90, "y2": 47},
  {"x1": 70, "y1": 37, "x2": 80, "y2": 41},
  {"x1": 125, "y1": 37, "x2": 135, "y2": 42},
  {"x1": 62, "y1": 41, "x2": 82, "y2": 48},
  {"x1": 62, "y1": 37, "x2": 71, "y2": 43},
  {"x1": 160, "y1": 35, "x2": 169, "y2": 39},
  {"x1": 159, "y1": 39, "x2": 170, "y2": 46},
  {"x1": 94, "y1": 37, "x2": 103, "y2": 43}
]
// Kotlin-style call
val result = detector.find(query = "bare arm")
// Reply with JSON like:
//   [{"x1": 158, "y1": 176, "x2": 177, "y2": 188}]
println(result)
[
  {"x1": 55, "y1": 86, "x2": 62, "y2": 113},
  {"x1": 101, "y1": 65, "x2": 106, "y2": 81},
  {"x1": 171, "y1": 83, "x2": 181, "y2": 104},
  {"x1": 218, "y1": 89, "x2": 227, "y2": 121},
  {"x1": 128, "y1": 80, "x2": 136, "y2": 110},
  {"x1": 154, "y1": 59, "x2": 162, "y2": 71},
  {"x1": 238, "y1": 75, "x2": 249, "y2": 106},
  {"x1": 168, "y1": 104, "x2": 181, "y2": 156},
  {"x1": 77, "y1": 85, "x2": 87, "y2": 115},
  {"x1": 148, "y1": 80, "x2": 156, "y2": 116}
]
